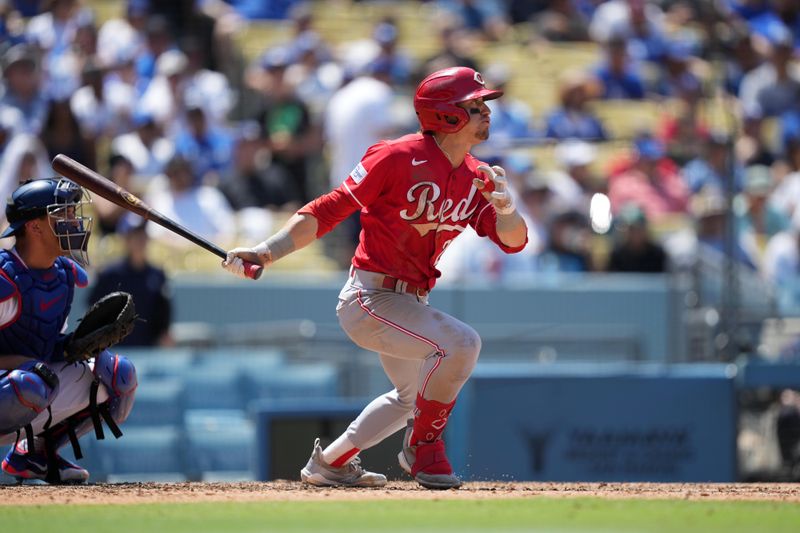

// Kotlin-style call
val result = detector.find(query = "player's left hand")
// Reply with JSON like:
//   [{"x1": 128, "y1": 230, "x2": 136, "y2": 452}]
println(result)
[
  {"x1": 222, "y1": 244, "x2": 271, "y2": 279},
  {"x1": 474, "y1": 165, "x2": 516, "y2": 215},
  {"x1": 64, "y1": 292, "x2": 137, "y2": 363}
]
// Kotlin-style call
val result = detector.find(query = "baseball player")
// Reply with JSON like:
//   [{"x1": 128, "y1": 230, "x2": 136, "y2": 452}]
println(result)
[
  {"x1": 0, "y1": 178, "x2": 137, "y2": 484},
  {"x1": 223, "y1": 67, "x2": 528, "y2": 489}
]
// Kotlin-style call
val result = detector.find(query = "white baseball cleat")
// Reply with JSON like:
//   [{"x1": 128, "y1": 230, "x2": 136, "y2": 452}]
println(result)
[{"x1": 300, "y1": 438, "x2": 387, "y2": 487}]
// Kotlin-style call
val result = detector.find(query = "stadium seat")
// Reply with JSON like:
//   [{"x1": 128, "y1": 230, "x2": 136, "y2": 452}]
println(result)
[
  {"x1": 588, "y1": 100, "x2": 666, "y2": 140},
  {"x1": 244, "y1": 363, "x2": 339, "y2": 401},
  {"x1": 184, "y1": 408, "x2": 249, "y2": 429},
  {"x1": 517, "y1": 140, "x2": 629, "y2": 174},
  {"x1": 194, "y1": 348, "x2": 287, "y2": 374},
  {"x1": 183, "y1": 366, "x2": 245, "y2": 409},
  {"x1": 93, "y1": 426, "x2": 184, "y2": 478},
  {"x1": 123, "y1": 377, "x2": 184, "y2": 426},
  {"x1": 122, "y1": 348, "x2": 195, "y2": 380},
  {"x1": 183, "y1": 409, "x2": 255, "y2": 480}
]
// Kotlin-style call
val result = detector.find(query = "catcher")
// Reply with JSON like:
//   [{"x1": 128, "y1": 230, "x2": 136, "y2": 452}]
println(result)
[{"x1": 0, "y1": 178, "x2": 138, "y2": 484}]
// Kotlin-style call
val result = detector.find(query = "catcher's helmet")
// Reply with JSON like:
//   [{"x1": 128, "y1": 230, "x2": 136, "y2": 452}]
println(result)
[
  {"x1": 414, "y1": 66, "x2": 503, "y2": 134},
  {"x1": 2, "y1": 178, "x2": 93, "y2": 265}
]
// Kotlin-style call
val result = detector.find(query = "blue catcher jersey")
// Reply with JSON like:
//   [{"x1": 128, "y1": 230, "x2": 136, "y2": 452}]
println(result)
[{"x1": 0, "y1": 250, "x2": 88, "y2": 362}]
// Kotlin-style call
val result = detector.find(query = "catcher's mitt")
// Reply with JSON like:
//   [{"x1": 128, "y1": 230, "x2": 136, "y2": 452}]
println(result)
[{"x1": 64, "y1": 291, "x2": 137, "y2": 363}]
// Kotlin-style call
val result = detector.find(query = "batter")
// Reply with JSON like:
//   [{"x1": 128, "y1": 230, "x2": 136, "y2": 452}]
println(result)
[{"x1": 223, "y1": 67, "x2": 528, "y2": 489}]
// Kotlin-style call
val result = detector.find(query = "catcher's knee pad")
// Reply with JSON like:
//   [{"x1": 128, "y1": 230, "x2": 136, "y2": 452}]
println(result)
[
  {"x1": 0, "y1": 361, "x2": 60, "y2": 434},
  {"x1": 93, "y1": 350, "x2": 137, "y2": 423},
  {"x1": 94, "y1": 350, "x2": 137, "y2": 397}
]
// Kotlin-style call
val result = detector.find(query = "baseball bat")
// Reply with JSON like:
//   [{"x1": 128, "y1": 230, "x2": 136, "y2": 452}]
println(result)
[{"x1": 51, "y1": 154, "x2": 263, "y2": 280}]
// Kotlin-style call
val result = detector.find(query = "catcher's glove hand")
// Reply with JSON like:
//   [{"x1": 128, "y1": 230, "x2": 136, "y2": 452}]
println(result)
[{"x1": 64, "y1": 291, "x2": 137, "y2": 363}]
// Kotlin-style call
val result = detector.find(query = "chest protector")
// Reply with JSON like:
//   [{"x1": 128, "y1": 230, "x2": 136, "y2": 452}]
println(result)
[{"x1": 0, "y1": 250, "x2": 81, "y2": 362}]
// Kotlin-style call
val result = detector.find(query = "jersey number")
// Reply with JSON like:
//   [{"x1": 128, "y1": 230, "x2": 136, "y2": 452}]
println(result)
[{"x1": 433, "y1": 239, "x2": 455, "y2": 267}]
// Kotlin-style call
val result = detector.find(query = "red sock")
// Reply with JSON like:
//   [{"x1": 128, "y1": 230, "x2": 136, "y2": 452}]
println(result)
[
  {"x1": 329, "y1": 447, "x2": 359, "y2": 468},
  {"x1": 411, "y1": 394, "x2": 456, "y2": 445}
]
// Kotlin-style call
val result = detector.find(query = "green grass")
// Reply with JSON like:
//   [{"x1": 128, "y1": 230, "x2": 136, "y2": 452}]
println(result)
[{"x1": 8, "y1": 498, "x2": 800, "y2": 533}]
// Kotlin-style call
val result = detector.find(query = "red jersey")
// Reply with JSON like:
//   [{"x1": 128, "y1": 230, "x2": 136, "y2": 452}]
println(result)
[{"x1": 299, "y1": 133, "x2": 527, "y2": 290}]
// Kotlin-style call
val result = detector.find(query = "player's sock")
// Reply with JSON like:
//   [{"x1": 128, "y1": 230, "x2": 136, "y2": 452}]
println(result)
[
  {"x1": 321, "y1": 435, "x2": 360, "y2": 467},
  {"x1": 410, "y1": 394, "x2": 455, "y2": 445}
]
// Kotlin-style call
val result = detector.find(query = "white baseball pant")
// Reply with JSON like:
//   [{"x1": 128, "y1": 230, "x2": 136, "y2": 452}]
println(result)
[{"x1": 335, "y1": 268, "x2": 481, "y2": 451}]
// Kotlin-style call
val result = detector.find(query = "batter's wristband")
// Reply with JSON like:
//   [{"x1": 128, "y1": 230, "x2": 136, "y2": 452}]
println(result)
[{"x1": 257, "y1": 228, "x2": 295, "y2": 264}]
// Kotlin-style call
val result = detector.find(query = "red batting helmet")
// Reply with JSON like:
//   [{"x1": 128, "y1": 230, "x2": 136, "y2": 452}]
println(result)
[{"x1": 414, "y1": 66, "x2": 503, "y2": 134}]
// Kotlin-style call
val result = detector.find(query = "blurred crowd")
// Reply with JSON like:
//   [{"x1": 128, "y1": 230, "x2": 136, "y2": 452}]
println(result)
[
  {"x1": 1, "y1": 0, "x2": 800, "y2": 296},
  {"x1": 433, "y1": 0, "x2": 800, "y2": 296},
  {"x1": 2, "y1": 0, "x2": 798, "y2": 473}
]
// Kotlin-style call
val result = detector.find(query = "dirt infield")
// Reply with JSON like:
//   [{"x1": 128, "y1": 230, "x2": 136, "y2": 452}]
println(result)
[{"x1": 2, "y1": 481, "x2": 799, "y2": 506}]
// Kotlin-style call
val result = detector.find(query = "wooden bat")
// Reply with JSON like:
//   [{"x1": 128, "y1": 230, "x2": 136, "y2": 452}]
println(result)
[{"x1": 52, "y1": 154, "x2": 263, "y2": 280}]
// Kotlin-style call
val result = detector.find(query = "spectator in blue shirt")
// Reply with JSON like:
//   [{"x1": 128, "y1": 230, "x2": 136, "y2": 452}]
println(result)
[
  {"x1": 540, "y1": 210, "x2": 593, "y2": 272},
  {"x1": 0, "y1": 44, "x2": 48, "y2": 135},
  {"x1": 748, "y1": 0, "x2": 800, "y2": 52},
  {"x1": 174, "y1": 105, "x2": 235, "y2": 186},
  {"x1": 780, "y1": 107, "x2": 800, "y2": 153},
  {"x1": 225, "y1": 0, "x2": 300, "y2": 20},
  {"x1": 653, "y1": 40, "x2": 703, "y2": 100},
  {"x1": 435, "y1": 0, "x2": 509, "y2": 41},
  {"x1": 1, "y1": 2, "x2": 26, "y2": 46},
  {"x1": 364, "y1": 19, "x2": 414, "y2": 86},
  {"x1": 545, "y1": 70, "x2": 607, "y2": 141},
  {"x1": 739, "y1": 22, "x2": 800, "y2": 120},
  {"x1": 723, "y1": 0, "x2": 771, "y2": 22},
  {"x1": 682, "y1": 133, "x2": 743, "y2": 194},
  {"x1": 721, "y1": 30, "x2": 761, "y2": 97},
  {"x1": 593, "y1": 36, "x2": 645, "y2": 100},
  {"x1": 134, "y1": 15, "x2": 176, "y2": 94},
  {"x1": 590, "y1": 0, "x2": 670, "y2": 63}
]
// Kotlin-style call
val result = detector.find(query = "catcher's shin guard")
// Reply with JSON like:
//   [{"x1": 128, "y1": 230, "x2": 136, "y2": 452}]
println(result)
[
  {"x1": 92, "y1": 350, "x2": 137, "y2": 431},
  {"x1": 37, "y1": 351, "x2": 137, "y2": 482}
]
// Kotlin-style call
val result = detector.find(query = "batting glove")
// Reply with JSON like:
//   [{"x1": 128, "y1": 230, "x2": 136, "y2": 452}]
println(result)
[
  {"x1": 222, "y1": 243, "x2": 272, "y2": 279},
  {"x1": 474, "y1": 165, "x2": 516, "y2": 216}
]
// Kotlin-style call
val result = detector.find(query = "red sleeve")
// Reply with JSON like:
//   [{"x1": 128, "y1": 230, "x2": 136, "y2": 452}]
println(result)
[
  {"x1": 298, "y1": 187, "x2": 359, "y2": 237},
  {"x1": 469, "y1": 198, "x2": 528, "y2": 254},
  {"x1": 298, "y1": 141, "x2": 395, "y2": 238}
]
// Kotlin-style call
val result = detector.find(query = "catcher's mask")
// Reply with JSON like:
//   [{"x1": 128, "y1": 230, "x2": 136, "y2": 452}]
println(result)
[
  {"x1": 2, "y1": 177, "x2": 93, "y2": 265},
  {"x1": 414, "y1": 66, "x2": 503, "y2": 134}
]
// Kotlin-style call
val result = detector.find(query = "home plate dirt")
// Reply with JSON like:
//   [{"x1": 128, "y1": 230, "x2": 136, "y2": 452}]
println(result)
[{"x1": 2, "y1": 482, "x2": 799, "y2": 505}]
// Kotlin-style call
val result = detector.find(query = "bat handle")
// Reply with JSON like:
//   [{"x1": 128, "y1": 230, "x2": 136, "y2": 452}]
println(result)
[{"x1": 243, "y1": 261, "x2": 263, "y2": 280}]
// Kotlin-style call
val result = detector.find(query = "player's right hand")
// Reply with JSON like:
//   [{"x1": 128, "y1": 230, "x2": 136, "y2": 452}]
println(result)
[
  {"x1": 475, "y1": 165, "x2": 516, "y2": 215},
  {"x1": 222, "y1": 246, "x2": 270, "y2": 279}
]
